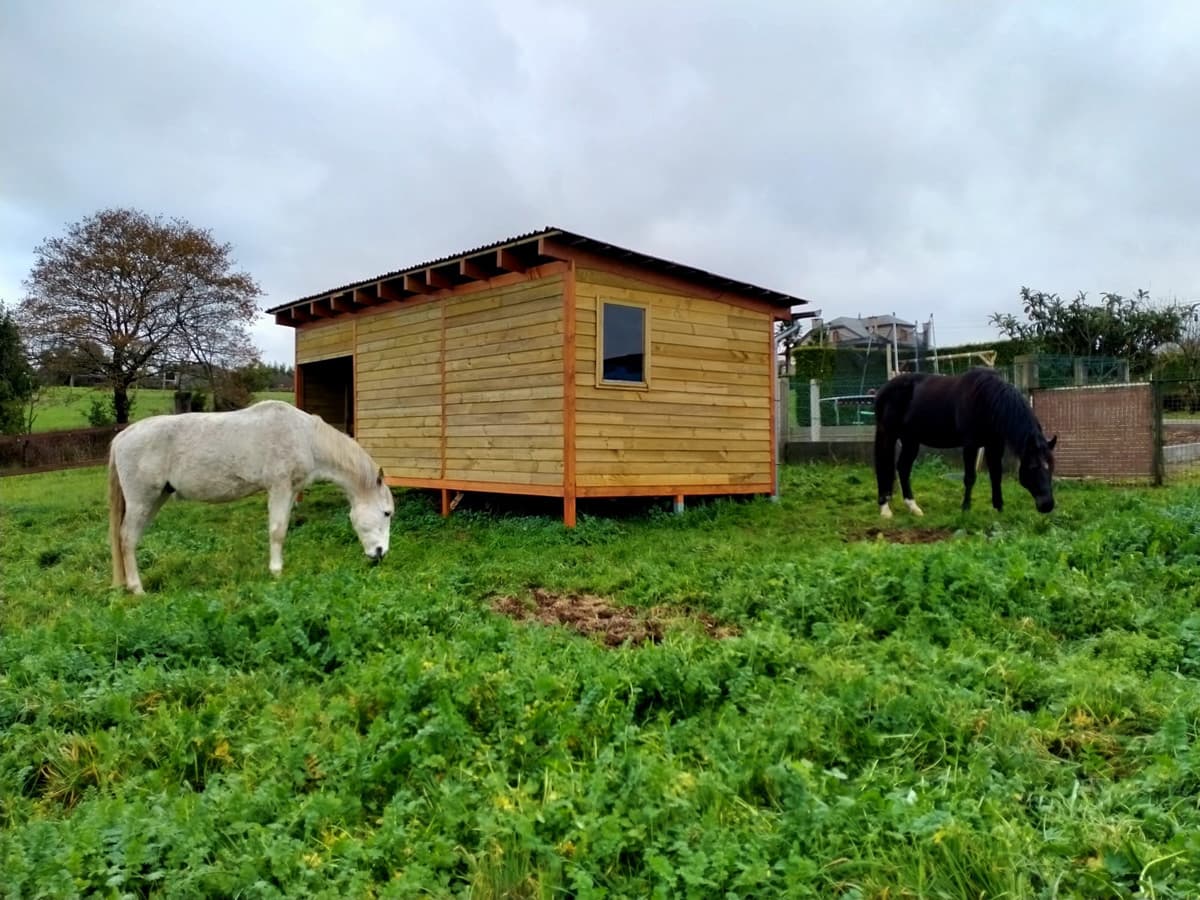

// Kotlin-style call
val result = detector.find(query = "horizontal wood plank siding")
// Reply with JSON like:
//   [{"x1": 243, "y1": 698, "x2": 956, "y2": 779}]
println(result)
[
  {"x1": 296, "y1": 320, "x2": 355, "y2": 364},
  {"x1": 575, "y1": 268, "x2": 772, "y2": 490},
  {"x1": 353, "y1": 302, "x2": 442, "y2": 477},
  {"x1": 444, "y1": 277, "x2": 565, "y2": 486}
]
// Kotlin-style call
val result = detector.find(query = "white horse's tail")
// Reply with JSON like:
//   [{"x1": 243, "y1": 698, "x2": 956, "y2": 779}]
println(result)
[{"x1": 108, "y1": 443, "x2": 126, "y2": 588}]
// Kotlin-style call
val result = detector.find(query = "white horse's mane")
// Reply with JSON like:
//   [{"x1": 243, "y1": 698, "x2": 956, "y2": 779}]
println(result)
[{"x1": 307, "y1": 411, "x2": 377, "y2": 492}]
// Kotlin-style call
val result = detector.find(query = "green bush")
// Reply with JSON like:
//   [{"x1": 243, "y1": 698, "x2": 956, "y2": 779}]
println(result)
[{"x1": 84, "y1": 396, "x2": 116, "y2": 427}]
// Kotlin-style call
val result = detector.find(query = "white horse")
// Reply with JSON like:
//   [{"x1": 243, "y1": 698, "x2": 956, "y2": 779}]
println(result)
[{"x1": 108, "y1": 400, "x2": 394, "y2": 593}]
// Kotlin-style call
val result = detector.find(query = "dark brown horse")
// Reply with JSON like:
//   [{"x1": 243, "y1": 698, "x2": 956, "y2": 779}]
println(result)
[{"x1": 873, "y1": 368, "x2": 1057, "y2": 518}]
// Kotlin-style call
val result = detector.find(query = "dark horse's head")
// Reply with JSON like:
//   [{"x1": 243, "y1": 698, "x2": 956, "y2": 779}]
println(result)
[{"x1": 1018, "y1": 432, "x2": 1057, "y2": 513}]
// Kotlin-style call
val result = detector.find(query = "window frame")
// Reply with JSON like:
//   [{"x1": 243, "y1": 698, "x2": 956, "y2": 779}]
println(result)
[{"x1": 595, "y1": 299, "x2": 651, "y2": 390}]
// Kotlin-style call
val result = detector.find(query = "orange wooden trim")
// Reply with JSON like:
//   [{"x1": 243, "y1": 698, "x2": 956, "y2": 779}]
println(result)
[
  {"x1": 563, "y1": 261, "x2": 577, "y2": 525},
  {"x1": 381, "y1": 477, "x2": 770, "y2": 504},
  {"x1": 460, "y1": 258, "x2": 488, "y2": 280},
  {"x1": 541, "y1": 239, "x2": 787, "y2": 319},
  {"x1": 440, "y1": 489, "x2": 450, "y2": 517},
  {"x1": 293, "y1": 314, "x2": 360, "y2": 334},
  {"x1": 383, "y1": 476, "x2": 563, "y2": 498},
  {"x1": 377, "y1": 282, "x2": 403, "y2": 303},
  {"x1": 275, "y1": 312, "x2": 297, "y2": 327},
  {"x1": 768, "y1": 319, "x2": 777, "y2": 496},
  {"x1": 403, "y1": 273, "x2": 430, "y2": 294},
  {"x1": 294, "y1": 343, "x2": 304, "y2": 409},
  {"x1": 496, "y1": 248, "x2": 526, "y2": 273},
  {"x1": 577, "y1": 483, "x2": 773, "y2": 498},
  {"x1": 439, "y1": 299, "x2": 447, "y2": 480},
  {"x1": 310, "y1": 300, "x2": 334, "y2": 318},
  {"x1": 354, "y1": 288, "x2": 378, "y2": 306},
  {"x1": 331, "y1": 294, "x2": 355, "y2": 313},
  {"x1": 426, "y1": 268, "x2": 453, "y2": 291},
  {"x1": 288, "y1": 263, "x2": 570, "y2": 329},
  {"x1": 352, "y1": 319, "x2": 359, "y2": 439}
]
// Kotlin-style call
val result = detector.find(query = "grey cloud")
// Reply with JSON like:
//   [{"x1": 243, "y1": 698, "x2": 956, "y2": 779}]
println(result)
[{"x1": 3, "y1": 0, "x2": 1198, "y2": 364}]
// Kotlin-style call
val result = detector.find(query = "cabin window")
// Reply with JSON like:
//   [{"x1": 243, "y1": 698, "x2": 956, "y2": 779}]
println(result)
[{"x1": 597, "y1": 301, "x2": 649, "y2": 387}]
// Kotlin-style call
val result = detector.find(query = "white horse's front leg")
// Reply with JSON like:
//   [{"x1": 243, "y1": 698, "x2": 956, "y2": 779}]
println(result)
[{"x1": 267, "y1": 487, "x2": 296, "y2": 576}]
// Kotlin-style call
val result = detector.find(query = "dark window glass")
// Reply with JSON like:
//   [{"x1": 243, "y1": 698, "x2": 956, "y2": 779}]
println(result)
[{"x1": 602, "y1": 303, "x2": 645, "y2": 383}]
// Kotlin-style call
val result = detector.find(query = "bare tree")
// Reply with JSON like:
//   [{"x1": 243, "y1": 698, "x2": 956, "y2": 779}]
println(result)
[
  {"x1": 17, "y1": 208, "x2": 262, "y2": 423},
  {"x1": 176, "y1": 295, "x2": 261, "y2": 409}
]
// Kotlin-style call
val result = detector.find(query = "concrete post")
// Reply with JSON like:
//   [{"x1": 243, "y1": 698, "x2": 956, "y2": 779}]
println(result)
[
  {"x1": 809, "y1": 379, "x2": 821, "y2": 442},
  {"x1": 1013, "y1": 354, "x2": 1040, "y2": 391}
]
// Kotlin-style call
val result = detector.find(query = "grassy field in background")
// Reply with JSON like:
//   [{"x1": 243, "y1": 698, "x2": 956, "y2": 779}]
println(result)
[
  {"x1": 2, "y1": 462, "x2": 1200, "y2": 896},
  {"x1": 29, "y1": 387, "x2": 294, "y2": 432}
]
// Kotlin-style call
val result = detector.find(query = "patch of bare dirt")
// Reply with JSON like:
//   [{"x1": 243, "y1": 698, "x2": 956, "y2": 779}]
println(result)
[
  {"x1": 851, "y1": 526, "x2": 956, "y2": 544},
  {"x1": 491, "y1": 588, "x2": 739, "y2": 648}
]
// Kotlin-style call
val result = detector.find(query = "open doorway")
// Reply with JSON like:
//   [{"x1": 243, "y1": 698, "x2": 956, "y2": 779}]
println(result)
[{"x1": 298, "y1": 356, "x2": 354, "y2": 435}]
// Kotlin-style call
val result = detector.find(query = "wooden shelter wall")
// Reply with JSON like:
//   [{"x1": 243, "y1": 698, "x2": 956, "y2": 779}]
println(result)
[
  {"x1": 355, "y1": 302, "x2": 442, "y2": 477},
  {"x1": 444, "y1": 277, "x2": 565, "y2": 486},
  {"x1": 574, "y1": 268, "x2": 773, "y2": 489},
  {"x1": 296, "y1": 320, "x2": 354, "y2": 364}
]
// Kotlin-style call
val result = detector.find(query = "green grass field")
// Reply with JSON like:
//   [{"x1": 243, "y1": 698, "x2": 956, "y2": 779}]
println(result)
[
  {"x1": 29, "y1": 387, "x2": 294, "y2": 432},
  {"x1": 2, "y1": 462, "x2": 1199, "y2": 896}
]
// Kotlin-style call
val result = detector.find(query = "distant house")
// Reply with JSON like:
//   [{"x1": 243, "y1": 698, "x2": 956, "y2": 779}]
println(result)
[{"x1": 801, "y1": 315, "x2": 926, "y2": 349}]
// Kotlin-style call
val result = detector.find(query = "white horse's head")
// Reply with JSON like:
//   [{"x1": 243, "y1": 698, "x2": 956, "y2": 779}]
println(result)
[{"x1": 349, "y1": 467, "x2": 395, "y2": 562}]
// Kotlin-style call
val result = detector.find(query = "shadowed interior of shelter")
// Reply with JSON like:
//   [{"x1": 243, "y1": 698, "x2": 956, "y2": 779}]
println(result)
[{"x1": 298, "y1": 356, "x2": 354, "y2": 434}]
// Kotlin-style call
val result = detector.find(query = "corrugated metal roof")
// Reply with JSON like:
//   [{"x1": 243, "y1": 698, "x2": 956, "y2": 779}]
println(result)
[{"x1": 266, "y1": 226, "x2": 808, "y2": 314}]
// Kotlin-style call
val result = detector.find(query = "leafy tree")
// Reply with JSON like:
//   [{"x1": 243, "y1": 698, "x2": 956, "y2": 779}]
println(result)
[
  {"x1": 1153, "y1": 302, "x2": 1200, "y2": 411},
  {"x1": 237, "y1": 361, "x2": 293, "y2": 393},
  {"x1": 17, "y1": 208, "x2": 262, "y2": 423},
  {"x1": 36, "y1": 339, "x2": 105, "y2": 386},
  {"x1": 0, "y1": 306, "x2": 37, "y2": 434},
  {"x1": 990, "y1": 287, "x2": 1186, "y2": 377}
]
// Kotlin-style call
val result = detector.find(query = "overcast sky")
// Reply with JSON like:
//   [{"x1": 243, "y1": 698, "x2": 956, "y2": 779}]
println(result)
[{"x1": 2, "y1": 1, "x2": 1197, "y2": 364}]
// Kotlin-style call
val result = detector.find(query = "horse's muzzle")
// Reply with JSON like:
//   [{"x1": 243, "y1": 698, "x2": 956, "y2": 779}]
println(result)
[
  {"x1": 1036, "y1": 496, "x2": 1055, "y2": 514},
  {"x1": 371, "y1": 546, "x2": 385, "y2": 563}
]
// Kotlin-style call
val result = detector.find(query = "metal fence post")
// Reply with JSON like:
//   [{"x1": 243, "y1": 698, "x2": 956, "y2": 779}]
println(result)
[{"x1": 775, "y1": 376, "x2": 787, "y2": 498}]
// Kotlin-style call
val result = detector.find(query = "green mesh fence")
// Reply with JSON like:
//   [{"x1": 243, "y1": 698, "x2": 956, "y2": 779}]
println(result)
[{"x1": 788, "y1": 352, "x2": 1131, "y2": 432}]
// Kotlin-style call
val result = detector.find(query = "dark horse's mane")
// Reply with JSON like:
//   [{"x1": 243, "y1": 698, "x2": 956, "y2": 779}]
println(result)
[{"x1": 958, "y1": 369, "x2": 1044, "y2": 452}]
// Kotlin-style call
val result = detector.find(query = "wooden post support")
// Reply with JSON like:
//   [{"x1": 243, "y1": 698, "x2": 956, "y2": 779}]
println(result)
[
  {"x1": 674, "y1": 494, "x2": 685, "y2": 515},
  {"x1": 564, "y1": 495, "x2": 576, "y2": 528},
  {"x1": 441, "y1": 489, "x2": 450, "y2": 517}
]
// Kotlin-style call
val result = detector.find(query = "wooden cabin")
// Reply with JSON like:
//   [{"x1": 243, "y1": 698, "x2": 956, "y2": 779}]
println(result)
[{"x1": 268, "y1": 228, "x2": 808, "y2": 525}]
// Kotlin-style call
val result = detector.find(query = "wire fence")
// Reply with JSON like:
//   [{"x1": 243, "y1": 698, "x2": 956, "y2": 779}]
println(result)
[
  {"x1": 779, "y1": 365, "x2": 1200, "y2": 484},
  {"x1": 1158, "y1": 379, "x2": 1200, "y2": 479},
  {"x1": 785, "y1": 352, "x2": 1132, "y2": 434}
]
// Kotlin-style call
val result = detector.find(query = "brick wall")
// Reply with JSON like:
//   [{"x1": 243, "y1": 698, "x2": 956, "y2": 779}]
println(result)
[{"x1": 1031, "y1": 384, "x2": 1155, "y2": 480}]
